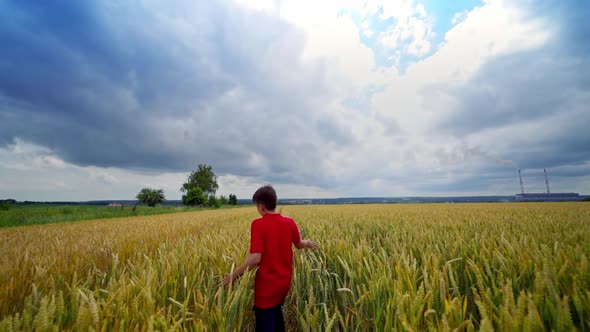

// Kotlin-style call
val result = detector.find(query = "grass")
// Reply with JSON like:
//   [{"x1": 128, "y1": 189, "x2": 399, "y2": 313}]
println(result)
[
  {"x1": 0, "y1": 204, "x2": 240, "y2": 228},
  {"x1": 0, "y1": 203, "x2": 589, "y2": 330}
]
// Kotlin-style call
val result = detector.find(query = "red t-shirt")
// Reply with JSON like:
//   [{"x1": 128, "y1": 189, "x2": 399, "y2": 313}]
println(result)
[{"x1": 249, "y1": 213, "x2": 301, "y2": 308}]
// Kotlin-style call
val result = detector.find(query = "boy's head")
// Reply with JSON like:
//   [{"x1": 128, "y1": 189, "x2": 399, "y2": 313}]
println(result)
[{"x1": 252, "y1": 185, "x2": 277, "y2": 211}]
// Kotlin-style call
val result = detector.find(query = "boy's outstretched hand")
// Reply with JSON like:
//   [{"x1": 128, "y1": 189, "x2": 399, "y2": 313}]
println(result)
[
  {"x1": 218, "y1": 253, "x2": 261, "y2": 286},
  {"x1": 297, "y1": 239, "x2": 319, "y2": 250}
]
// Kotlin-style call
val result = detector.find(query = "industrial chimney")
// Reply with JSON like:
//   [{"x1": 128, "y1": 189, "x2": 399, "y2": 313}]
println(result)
[
  {"x1": 518, "y1": 169, "x2": 524, "y2": 194},
  {"x1": 544, "y1": 168, "x2": 550, "y2": 194}
]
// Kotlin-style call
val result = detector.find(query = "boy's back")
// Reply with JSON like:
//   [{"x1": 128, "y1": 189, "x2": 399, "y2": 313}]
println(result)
[
  {"x1": 221, "y1": 185, "x2": 318, "y2": 331},
  {"x1": 250, "y1": 213, "x2": 301, "y2": 308}
]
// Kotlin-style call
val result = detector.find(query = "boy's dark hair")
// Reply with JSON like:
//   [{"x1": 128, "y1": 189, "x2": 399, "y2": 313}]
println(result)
[{"x1": 252, "y1": 185, "x2": 277, "y2": 210}]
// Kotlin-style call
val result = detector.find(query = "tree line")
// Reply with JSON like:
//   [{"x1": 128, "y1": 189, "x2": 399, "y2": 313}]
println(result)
[{"x1": 136, "y1": 164, "x2": 238, "y2": 207}]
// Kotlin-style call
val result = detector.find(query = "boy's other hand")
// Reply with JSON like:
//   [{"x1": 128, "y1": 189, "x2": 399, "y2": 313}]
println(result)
[
  {"x1": 219, "y1": 273, "x2": 235, "y2": 286},
  {"x1": 303, "y1": 239, "x2": 319, "y2": 250}
]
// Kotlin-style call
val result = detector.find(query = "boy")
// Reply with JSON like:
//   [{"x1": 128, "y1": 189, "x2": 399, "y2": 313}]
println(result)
[{"x1": 221, "y1": 185, "x2": 319, "y2": 332}]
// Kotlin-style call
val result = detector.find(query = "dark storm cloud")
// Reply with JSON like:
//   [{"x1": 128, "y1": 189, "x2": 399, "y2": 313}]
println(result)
[
  {"x1": 0, "y1": 2, "x2": 230, "y2": 116},
  {"x1": 0, "y1": 0, "x2": 347, "y2": 181},
  {"x1": 0, "y1": 1, "x2": 232, "y2": 167},
  {"x1": 439, "y1": 49, "x2": 589, "y2": 136},
  {"x1": 432, "y1": 0, "x2": 590, "y2": 173}
]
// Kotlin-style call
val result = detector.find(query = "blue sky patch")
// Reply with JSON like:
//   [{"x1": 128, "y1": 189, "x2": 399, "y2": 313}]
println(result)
[{"x1": 342, "y1": 0, "x2": 483, "y2": 72}]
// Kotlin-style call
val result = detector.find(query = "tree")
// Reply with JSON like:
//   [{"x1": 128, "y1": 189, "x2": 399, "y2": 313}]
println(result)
[
  {"x1": 207, "y1": 194, "x2": 221, "y2": 208},
  {"x1": 182, "y1": 187, "x2": 206, "y2": 206},
  {"x1": 0, "y1": 199, "x2": 15, "y2": 211},
  {"x1": 219, "y1": 195, "x2": 228, "y2": 205},
  {"x1": 228, "y1": 194, "x2": 238, "y2": 205},
  {"x1": 136, "y1": 188, "x2": 165, "y2": 207},
  {"x1": 181, "y1": 164, "x2": 219, "y2": 198}
]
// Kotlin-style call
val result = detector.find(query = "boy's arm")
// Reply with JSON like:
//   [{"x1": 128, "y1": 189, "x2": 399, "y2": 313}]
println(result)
[
  {"x1": 221, "y1": 253, "x2": 261, "y2": 285},
  {"x1": 295, "y1": 239, "x2": 319, "y2": 250}
]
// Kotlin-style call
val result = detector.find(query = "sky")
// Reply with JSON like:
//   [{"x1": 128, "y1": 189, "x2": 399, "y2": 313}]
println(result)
[{"x1": 0, "y1": 0, "x2": 589, "y2": 201}]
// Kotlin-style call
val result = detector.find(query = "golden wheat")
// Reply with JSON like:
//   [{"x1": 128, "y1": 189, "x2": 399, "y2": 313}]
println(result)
[{"x1": 0, "y1": 203, "x2": 589, "y2": 331}]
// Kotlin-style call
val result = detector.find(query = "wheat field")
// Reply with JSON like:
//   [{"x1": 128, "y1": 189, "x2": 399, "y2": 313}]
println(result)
[{"x1": 1, "y1": 203, "x2": 589, "y2": 331}]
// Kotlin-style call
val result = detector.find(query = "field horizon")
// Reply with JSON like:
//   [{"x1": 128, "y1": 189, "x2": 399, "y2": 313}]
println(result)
[{"x1": 5, "y1": 194, "x2": 589, "y2": 205}]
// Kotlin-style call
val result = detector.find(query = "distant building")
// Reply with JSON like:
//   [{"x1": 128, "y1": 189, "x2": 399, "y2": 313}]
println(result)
[{"x1": 108, "y1": 202, "x2": 123, "y2": 206}]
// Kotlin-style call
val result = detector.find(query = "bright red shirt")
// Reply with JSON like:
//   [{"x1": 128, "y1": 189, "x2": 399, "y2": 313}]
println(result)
[{"x1": 250, "y1": 213, "x2": 301, "y2": 309}]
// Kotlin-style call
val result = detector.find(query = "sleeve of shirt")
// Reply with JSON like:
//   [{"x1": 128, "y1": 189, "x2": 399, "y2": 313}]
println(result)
[
  {"x1": 291, "y1": 219, "x2": 302, "y2": 245},
  {"x1": 250, "y1": 220, "x2": 264, "y2": 254}
]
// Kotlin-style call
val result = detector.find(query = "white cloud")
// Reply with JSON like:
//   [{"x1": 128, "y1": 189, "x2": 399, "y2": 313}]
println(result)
[
  {"x1": 232, "y1": 0, "x2": 279, "y2": 14},
  {"x1": 280, "y1": 0, "x2": 384, "y2": 92},
  {"x1": 86, "y1": 167, "x2": 121, "y2": 185},
  {"x1": 416, "y1": 3, "x2": 426, "y2": 18},
  {"x1": 373, "y1": 0, "x2": 552, "y2": 136},
  {"x1": 0, "y1": 139, "x2": 186, "y2": 200},
  {"x1": 379, "y1": 4, "x2": 433, "y2": 57},
  {"x1": 451, "y1": 10, "x2": 468, "y2": 25},
  {"x1": 217, "y1": 174, "x2": 337, "y2": 199}
]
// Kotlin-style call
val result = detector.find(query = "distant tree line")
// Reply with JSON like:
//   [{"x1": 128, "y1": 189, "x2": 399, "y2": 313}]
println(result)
[
  {"x1": 135, "y1": 164, "x2": 239, "y2": 208},
  {"x1": 0, "y1": 199, "x2": 16, "y2": 210}
]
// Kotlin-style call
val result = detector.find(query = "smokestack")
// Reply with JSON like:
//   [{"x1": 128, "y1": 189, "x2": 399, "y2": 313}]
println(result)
[
  {"x1": 544, "y1": 168, "x2": 550, "y2": 194},
  {"x1": 518, "y1": 169, "x2": 525, "y2": 194}
]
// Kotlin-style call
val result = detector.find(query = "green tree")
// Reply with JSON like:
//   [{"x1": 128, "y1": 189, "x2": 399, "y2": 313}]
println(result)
[
  {"x1": 228, "y1": 194, "x2": 238, "y2": 205},
  {"x1": 181, "y1": 164, "x2": 219, "y2": 198},
  {"x1": 182, "y1": 187, "x2": 206, "y2": 206},
  {"x1": 219, "y1": 195, "x2": 228, "y2": 205},
  {"x1": 136, "y1": 188, "x2": 165, "y2": 207},
  {"x1": 0, "y1": 201, "x2": 14, "y2": 211},
  {"x1": 207, "y1": 194, "x2": 221, "y2": 208}
]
